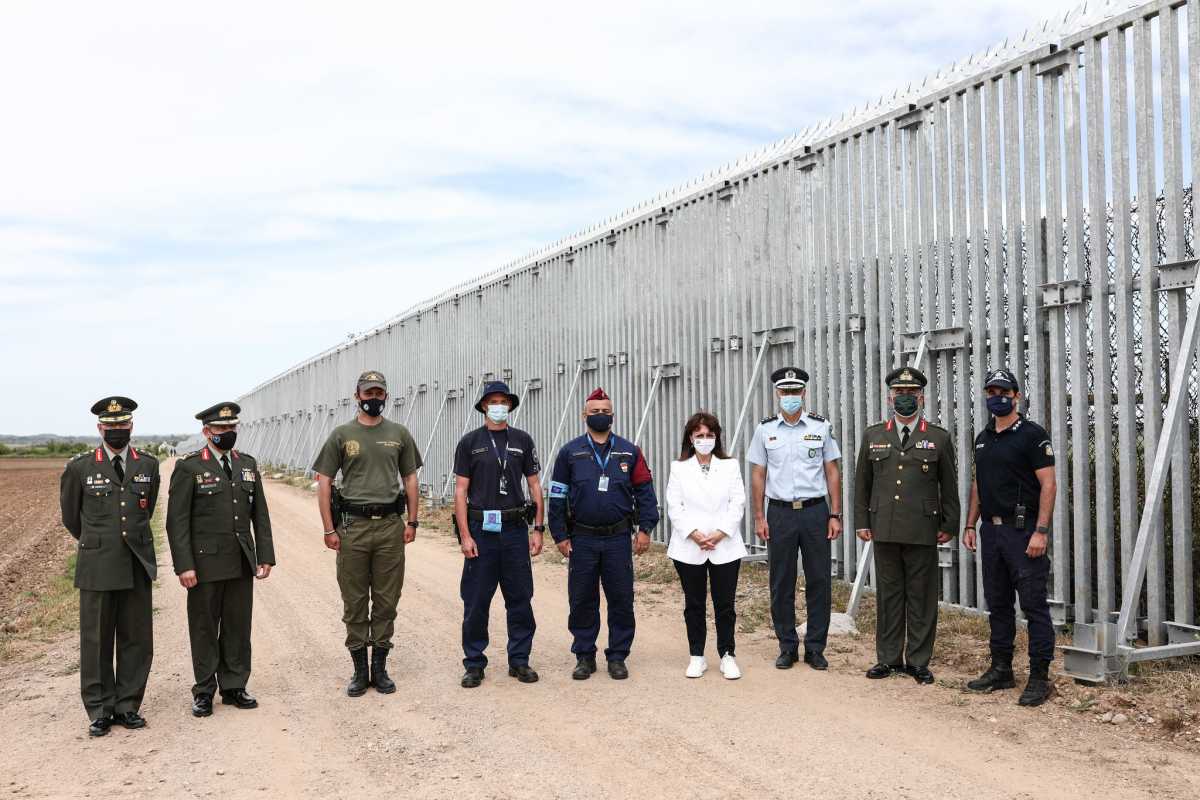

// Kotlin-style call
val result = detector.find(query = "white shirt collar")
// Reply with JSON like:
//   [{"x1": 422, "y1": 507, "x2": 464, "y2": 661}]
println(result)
[
  {"x1": 103, "y1": 443, "x2": 129, "y2": 462},
  {"x1": 208, "y1": 443, "x2": 231, "y2": 463}
]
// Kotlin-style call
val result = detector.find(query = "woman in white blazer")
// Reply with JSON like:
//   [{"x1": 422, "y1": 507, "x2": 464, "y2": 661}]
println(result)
[{"x1": 665, "y1": 411, "x2": 748, "y2": 679}]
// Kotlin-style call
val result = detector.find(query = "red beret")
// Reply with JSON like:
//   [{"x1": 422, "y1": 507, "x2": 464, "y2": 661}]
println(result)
[{"x1": 586, "y1": 387, "x2": 609, "y2": 402}]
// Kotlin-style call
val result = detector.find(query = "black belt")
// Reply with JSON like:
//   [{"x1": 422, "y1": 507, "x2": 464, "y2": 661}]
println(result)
[
  {"x1": 984, "y1": 515, "x2": 1030, "y2": 531},
  {"x1": 343, "y1": 503, "x2": 401, "y2": 519},
  {"x1": 768, "y1": 497, "x2": 826, "y2": 511},
  {"x1": 573, "y1": 520, "x2": 632, "y2": 536},
  {"x1": 467, "y1": 507, "x2": 526, "y2": 522}
]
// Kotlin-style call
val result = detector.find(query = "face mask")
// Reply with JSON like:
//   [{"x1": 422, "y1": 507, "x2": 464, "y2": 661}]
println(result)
[
  {"x1": 102, "y1": 428, "x2": 131, "y2": 451},
  {"x1": 986, "y1": 395, "x2": 1015, "y2": 417},
  {"x1": 360, "y1": 397, "x2": 386, "y2": 417},
  {"x1": 486, "y1": 404, "x2": 510, "y2": 424},
  {"x1": 893, "y1": 394, "x2": 920, "y2": 418},
  {"x1": 210, "y1": 430, "x2": 238, "y2": 451},
  {"x1": 586, "y1": 413, "x2": 613, "y2": 433},
  {"x1": 692, "y1": 438, "x2": 716, "y2": 456},
  {"x1": 780, "y1": 396, "x2": 804, "y2": 415}
]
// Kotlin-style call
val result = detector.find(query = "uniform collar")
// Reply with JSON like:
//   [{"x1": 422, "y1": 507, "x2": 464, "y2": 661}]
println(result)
[
  {"x1": 207, "y1": 443, "x2": 233, "y2": 463},
  {"x1": 892, "y1": 415, "x2": 923, "y2": 433},
  {"x1": 986, "y1": 414, "x2": 1024, "y2": 434},
  {"x1": 777, "y1": 412, "x2": 807, "y2": 428},
  {"x1": 102, "y1": 442, "x2": 129, "y2": 462}
]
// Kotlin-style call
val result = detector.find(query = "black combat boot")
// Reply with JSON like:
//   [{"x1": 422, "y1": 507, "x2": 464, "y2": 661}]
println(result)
[
  {"x1": 966, "y1": 653, "x2": 1016, "y2": 693},
  {"x1": 1018, "y1": 660, "x2": 1053, "y2": 707},
  {"x1": 346, "y1": 647, "x2": 370, "y2": 697},
  {"x1": 371, "y1": 647, "x2": 396, "y2": 694}
]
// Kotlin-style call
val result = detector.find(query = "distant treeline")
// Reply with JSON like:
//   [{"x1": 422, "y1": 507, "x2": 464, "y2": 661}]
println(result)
[{"x1": 0, "y1": 440, "x2": 176, "y2": 458}]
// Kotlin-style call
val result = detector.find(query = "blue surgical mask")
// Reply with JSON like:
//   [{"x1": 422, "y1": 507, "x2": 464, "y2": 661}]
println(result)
[
  {"x1": 986, "y1": 395, "x2": 1015, "y2": 417},
  {"x1": 780, "y1": 396, "x2": 804, "y2": 415},
  {"x1": 486, "y1": 404, "x2": 510, "y2": 424}
]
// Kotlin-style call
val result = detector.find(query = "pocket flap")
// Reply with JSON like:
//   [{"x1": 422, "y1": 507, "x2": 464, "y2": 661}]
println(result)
[{"x1": 922, "y1": 498, "x2": 940, "y2": 516}]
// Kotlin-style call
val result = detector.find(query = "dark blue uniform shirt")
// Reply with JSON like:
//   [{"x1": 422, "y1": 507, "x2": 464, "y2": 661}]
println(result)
[
  {"x1": 453, "y1": 426, "x2": 539, "y2": 510},
  {"x1": 973, "y1": 415, "x2": 1054, "y2": 521},
  {"x1": 547, "y1": 432, "x2": 659, "y2": 542}
]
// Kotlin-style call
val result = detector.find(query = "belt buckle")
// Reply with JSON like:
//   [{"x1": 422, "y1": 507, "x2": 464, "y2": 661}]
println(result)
[
  {"x1": 991, "y1": 516, "x2": 1002, "y2": 525},
  {"x1": 370, "y1": 515, "x2": 382, "y2": 520},
  {"x1": 792, "y1": 500, "x2": 803, "y2": 510}
]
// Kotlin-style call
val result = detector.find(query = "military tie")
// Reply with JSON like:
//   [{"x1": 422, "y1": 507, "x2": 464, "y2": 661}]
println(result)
[
  {"x1": 901, "y1": 425, "x2": 910, "y2": 447},
  {"x1": 112, "y1": 455, "x2": 125, "y2": 482},
  {"x1": 221, "y1": 454, "x2": 232, "y2": 481}
]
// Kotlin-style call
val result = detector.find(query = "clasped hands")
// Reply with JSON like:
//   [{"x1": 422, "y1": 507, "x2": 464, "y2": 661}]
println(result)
[{"x1": 689, "y1": 529, "x2": 727, "y2": 551}]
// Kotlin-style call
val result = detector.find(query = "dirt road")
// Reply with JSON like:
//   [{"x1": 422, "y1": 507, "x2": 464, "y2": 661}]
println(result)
[{"x1": 2, "y1": 463, "x2": 1197, "y2": 799}]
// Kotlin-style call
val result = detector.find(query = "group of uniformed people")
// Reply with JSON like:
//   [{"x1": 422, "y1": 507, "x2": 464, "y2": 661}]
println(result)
[{"x1": 62, "y1": 360, "x2": 1057, "y2": 737}]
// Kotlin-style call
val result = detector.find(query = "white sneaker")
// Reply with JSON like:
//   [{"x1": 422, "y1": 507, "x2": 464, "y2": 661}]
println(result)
[
  {"x1": 720, "y1": 654, "x2": 741, "y2": 680},
  {"x1": 686, "y1": 656, "x2": 708, "y2": 678}
]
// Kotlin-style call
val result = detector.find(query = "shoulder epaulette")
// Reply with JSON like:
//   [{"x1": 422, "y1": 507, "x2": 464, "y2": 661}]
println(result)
[
  {"x1": 760, "y1": 415, "x2": 777, "y2": 425},
  {"x1": 183, "y1": 449, "x2": 204, "y2": 460},
  {"x1": 807, "y1": 412, "x2": 827, "y2": 422},
  {"x1": 925, "y1": 421, "x2": 949, "y2": 433}
]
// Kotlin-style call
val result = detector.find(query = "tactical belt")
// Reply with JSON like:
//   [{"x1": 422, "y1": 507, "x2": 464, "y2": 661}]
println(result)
[
  {"x1": 467, "y1": 507, "x2": 526, "y2": 522},
  {"x1": 986, "y1": 515, "x2": 1030, "y2": 530},
  {"x1": 573, "y1": 519, "x2": 633, "y2": 536},
  {"x1": 768, "y1": 497, "x2": 826, "y2": 511},
  {"x1": 343, "y1": 502, "x2": 402, "y2": 520}
]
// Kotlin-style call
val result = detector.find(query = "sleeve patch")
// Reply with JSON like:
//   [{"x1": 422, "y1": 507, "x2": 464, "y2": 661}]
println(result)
[{"x1": 549, "y1": 481, "x2": 569, "y2": 498}]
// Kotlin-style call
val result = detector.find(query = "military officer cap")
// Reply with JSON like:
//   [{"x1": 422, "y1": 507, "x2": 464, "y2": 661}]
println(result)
[
  {"x1": 984, "y1": 367, "x2": 1020, "y2": 392},
  {"x1": 196, "y1": 401, "x2": 241, "y2": 427},
  {"x1": 91, "y1": 396, "x2": 137, "y2": 424},
  {"x1": 771, "y1": 367, "x2": 808, "y2": 389},
  {"x1": 476, "y1": 380, "x2": 520, "y2": 412},
  {"x1": 885, "y1": 366, "x2": 927, "y2": 389},
  {"x1": 357, "y1": 370, "x2": 388, "y2": 392}
]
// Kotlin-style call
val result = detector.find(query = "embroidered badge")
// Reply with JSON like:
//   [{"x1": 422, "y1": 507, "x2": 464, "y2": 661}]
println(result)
[
  {"x1": 241, "y1": 468, "x2": 255, "y2": 481},
  {"x1": 549, "y1": 481, "x2": 569, "y2": 498},
  {"x1": 345, "y1": 440, "x2": 361, "y2": 458}
]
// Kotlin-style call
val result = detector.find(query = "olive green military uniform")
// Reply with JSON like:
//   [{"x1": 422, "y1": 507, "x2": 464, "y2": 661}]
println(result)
[
  {"x1": 167, "y1": 403, "x2": 274, "y2": 698},
  {"x1": 59, "y1": 398, "x2": 159, "y2": 722},
  {"x1": 312, "y1": 414, "x2": 421, "y2": 652},
  {"x1": 853, "y1": 370, "x2": 959, "y2": 669}
]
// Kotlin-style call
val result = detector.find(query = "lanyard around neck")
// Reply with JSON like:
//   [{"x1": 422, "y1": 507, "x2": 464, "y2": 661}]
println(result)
[
  {"x1": 586, "y1": 436, "x2": 611, "y2": 471},
  {"x1": 488, "y1": 431, "x2": 509, "y2": 472}
]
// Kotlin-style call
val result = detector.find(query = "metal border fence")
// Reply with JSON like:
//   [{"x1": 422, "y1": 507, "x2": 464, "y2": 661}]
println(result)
[{"x1": 237, "y1": 0, "x2": 1200, "y2": 678}]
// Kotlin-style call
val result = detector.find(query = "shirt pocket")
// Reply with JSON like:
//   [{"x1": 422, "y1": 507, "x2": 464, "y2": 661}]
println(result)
[
  {"x1": 763, "y1": 437, "x2": 788, "y2": 467},
  {"x1": 241, "y1": 480, "x2": 257, "y2": 505},
  {"x1": 194, "y1": 537, "x2": 226, "y2": 557}
]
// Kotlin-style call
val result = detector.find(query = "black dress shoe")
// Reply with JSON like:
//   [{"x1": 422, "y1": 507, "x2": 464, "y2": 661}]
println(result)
[
  {"x1": 113, "y1": 711, "x2": 146, "y2": 729},
  {"x1": 606, "y1": 660, "x2": 629, "y2": 680},
  {"x1": 572, "y1": 656, "x2": 597, "y2": 680},
  {"x1": 775, "y1": 651, "x2": 799, "y2": 669},
  {"x1": 461, "y1": 666, "x2": 484, "y2": 688},
  {"x1": 191, "y1": 694, "x2": 213, "y2": 718},
  {"x1": 508, "y1": 664, "x2": 539, "y2": 683},
  {"x1": 908, "y1": 665, "x2": 935, "y2": 684},
  {"x1": 804, "y1": 652, "x2": 828, "y2": 671},
  {"x1": 866, "y1": 663, "x2": 897, "y2": 679},
  {"x1": 88, "y1": 716, "x2": 113, "y2": 737},
  {"x1": 221, "y1": 689, "x2": 259, "y2": 709}
]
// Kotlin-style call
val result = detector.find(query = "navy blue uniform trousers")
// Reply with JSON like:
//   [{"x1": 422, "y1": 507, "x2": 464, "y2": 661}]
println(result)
[
  {"x1": 568, "y1": 532, "x2": 635, "y2": 661},
  {"x1": 979, "y1": 521, "x2": 1055, "y2": 665},
  {"x1": 766, "y1": 500, "x2": 831, "y2": 655},
  {"x1": 460, "y1": 520, "x2": 535, "y2": 669}
]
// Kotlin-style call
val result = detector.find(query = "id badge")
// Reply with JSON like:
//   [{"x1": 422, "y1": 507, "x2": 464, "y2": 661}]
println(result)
[
  {"x1": 598, "y1": 475, "x2": 609, "y2": 492},
  {"x1": 498, "y1": 474, "x2": 509, "y2": 496},
  {"x1": 482, "y1": 510, "x2": 503, "y2": 533}
]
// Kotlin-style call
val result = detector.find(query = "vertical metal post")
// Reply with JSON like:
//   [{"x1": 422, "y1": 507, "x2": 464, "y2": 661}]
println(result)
[
  {"x1": 415, "y1": 391, "x2": 451, "y2": 480},
  {"x1": 544, "y1": 362, "x2": 584, "y2": 472},
  {"x1": 847, "y1": 333, "x2": 928, "y2": 616},
  {"x1": 728, "y1": 332, "x2": 774, "y2": 451},
  {"x1": 441, "y1": 384, "x2": 483, "y2": 501}
]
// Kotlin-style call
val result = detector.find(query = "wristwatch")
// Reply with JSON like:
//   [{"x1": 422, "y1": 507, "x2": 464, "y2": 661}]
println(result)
[
  {"x1": 1035, "y1": 525, "x2": 1050, "y2": 534},
  {"x1": 533, "y1": 524, "x2": 546, "y2": 533},
  {"x1": 406, "y1": 520, "x2": 419, "y2": 529}
]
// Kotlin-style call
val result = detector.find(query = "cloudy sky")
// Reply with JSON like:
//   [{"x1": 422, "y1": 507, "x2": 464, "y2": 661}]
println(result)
[{"x1": 1, "y1": 0, "x2": 1080, "y2": 435}]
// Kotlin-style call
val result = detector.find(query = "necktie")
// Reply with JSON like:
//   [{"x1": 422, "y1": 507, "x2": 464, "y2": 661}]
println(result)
[
  {"x1": 113, "y1": 455, "x2": 125, "y2": 482},
  {"x1": 221, "y1": 454, "x2": 232, "y2": 480},
  {"x1": 901, "y1": 426, "x2": 910, "y2": 447}
]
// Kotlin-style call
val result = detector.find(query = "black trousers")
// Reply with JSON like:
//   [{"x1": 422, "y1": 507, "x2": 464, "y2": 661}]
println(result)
[
  {"x1": 186, "y1": 573, "x2": 254, "y2": 697},
  {"x1": 766, "y1": 500, "x2": 831, "y2": 655},
  {"x1": 672, "y1": 559, "x2": 741, "y2": 657},
  {"x1": 980, "y1": 521, "x2": 1055, "y2": 666},
  {"x1": 78, "y1": 561, "x2": 153, "y2": 721}
]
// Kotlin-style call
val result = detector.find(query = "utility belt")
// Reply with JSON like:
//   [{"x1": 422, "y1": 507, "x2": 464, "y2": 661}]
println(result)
[
  {"x1": 572, "y1": 517, "x2": 634, "y2": 536},
  {"x1": 342, "y1": 501, "x2": 405, "y2": 520},
  {"x1": 768, "y1": 496, "x2": 826, "y2": 511},
  {"x1": 983, "y1": 514, "x2": 1034, "y2": 532},
  {"x1": 467, "y1": 507, "x2": 528, "y2": 523}
]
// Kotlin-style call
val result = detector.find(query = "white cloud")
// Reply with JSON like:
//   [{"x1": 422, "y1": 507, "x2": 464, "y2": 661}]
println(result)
[{"x1": 0, "y1": 0, "x2": 1082, "y2": 434}]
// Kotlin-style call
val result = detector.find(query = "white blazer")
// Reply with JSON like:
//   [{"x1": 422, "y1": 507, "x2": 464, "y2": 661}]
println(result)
[{"x1": 665, "y1": 455, "x2": 748, "y2": 565}]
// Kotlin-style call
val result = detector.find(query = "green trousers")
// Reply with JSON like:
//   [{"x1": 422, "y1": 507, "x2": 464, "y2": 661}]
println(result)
[
  {"x1": 186, "y1": 570, "x2": 254, "y2": 697},
  {"x1": 873, "y1": 541, "x2": 940, "y2": 668},
  {"x1": 336, "y1": 515, "x2": 406, "y2": 650},
  {"x1": 79, "y1": 561, "x2": 153, "y2": 721}
]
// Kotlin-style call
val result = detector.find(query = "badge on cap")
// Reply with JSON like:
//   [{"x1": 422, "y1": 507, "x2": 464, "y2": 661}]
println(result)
[
  {"x1": 106, "y1": 399, "x2": 122, "y2": 413},
  {"x1": 219, "y1": 406, "x2": 234, "y2": 418}
]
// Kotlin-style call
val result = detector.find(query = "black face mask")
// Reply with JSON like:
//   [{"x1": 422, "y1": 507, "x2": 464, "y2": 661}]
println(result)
[
  {"x1": 360, "y1": 398, "x2": 386, "y2": 417},
  {"x1": 210, "y1": 430, "x2": 237, "y2": 451},
  {"x1": 586, "y1": 413, "x2": 613, "y2": 433},
  {"x1": 102, "y1": 428, "x2": 131, "y2": 451}
]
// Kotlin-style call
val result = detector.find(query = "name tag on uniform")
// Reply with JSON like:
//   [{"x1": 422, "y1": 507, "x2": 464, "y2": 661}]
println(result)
[
  {"x1": 133, "y1": 474, "x2": 153, "y2": 483},
  {"x1": 241, "y1": 468, "x2": 255, "y2": 481},
  {"x1": 482, "y1": 510, "x2": 503, "y2": 533},
  {"x1": 598, "y1": 475, "x2": 609, "y2": 492},
  {"x1": 916, "y1": 441, "x2": 936, "y2": 449}
]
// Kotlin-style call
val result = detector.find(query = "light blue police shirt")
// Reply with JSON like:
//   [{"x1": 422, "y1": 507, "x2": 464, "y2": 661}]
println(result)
[{"x1": 746, "y1": 412, "x2": 841, "y2": 501}]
